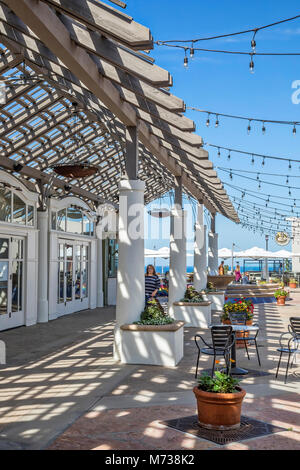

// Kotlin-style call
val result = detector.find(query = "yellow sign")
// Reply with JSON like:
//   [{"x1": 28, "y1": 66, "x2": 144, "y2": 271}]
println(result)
[{"x1": 275, "y1": 232, "x2": 290, "y2": 246}]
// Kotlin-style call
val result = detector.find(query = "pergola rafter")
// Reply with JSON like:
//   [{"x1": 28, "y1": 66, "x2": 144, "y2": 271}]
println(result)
[{"x1": 0, "y1": 0, "x2": 239, "y2": 222}]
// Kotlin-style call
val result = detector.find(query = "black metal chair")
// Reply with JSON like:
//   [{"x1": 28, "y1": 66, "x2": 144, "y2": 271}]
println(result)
[
  {"x1": 194, "y1": 326, "x2": 235, "y2": 378},
  {"x1": 229, "y1": 312, "x2": 261, "y2": 367},
  {"x1": 289, "y1": 317, "x2": 300, "y2": 366},
  {"x1": 275, "y1": 330, "x2": 299, "y2": 384}
]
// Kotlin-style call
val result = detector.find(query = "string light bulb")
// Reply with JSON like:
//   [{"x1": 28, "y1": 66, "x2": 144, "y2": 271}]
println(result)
[
  {"x1": 215, "y1": 115, "x2": 219, "y2": 127},
  {"x1": 251, "y1": 154, "x2": 255, "y2": 165},
  {"x1": 190, "y1": 46, "x2": 195, "y2": 59},
  {"x1": 183, "y1": 55, "x2": 188, "y2": 68},
  {"x1": 293, "y1": 124, "x2": 296, "y2": 135},
  {"x1": 249, "y1": 55, "x2": 255, "y2": 73},
  {"x1": 227, "y1": 150, "x2": 231, "y2": 160},
  {"x1": 206, "y1": 113, "x2": 210, "y2": 127},
  {"x1": 247, "y1": 120, "x2": 252, "y2": 134},
  {"x1": 217, "y1": 147, "x2": 221, "y2": 157},
  {"x1": 262, "y1": 122, "x2": 266, "y2": 134}
]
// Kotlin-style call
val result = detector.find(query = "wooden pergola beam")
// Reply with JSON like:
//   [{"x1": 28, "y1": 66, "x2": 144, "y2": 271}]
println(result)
[
  {"x1": 42, "y1": 0, "x2": 153, "y2": 50},
  {"x1": 58, "y1": 12, "x2": 171, "y2": 87}
]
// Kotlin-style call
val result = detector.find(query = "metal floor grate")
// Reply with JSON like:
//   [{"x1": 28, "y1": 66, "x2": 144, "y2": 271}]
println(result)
[{"x1": 161, "y1": 415, "x2": 286, "y2": 445}]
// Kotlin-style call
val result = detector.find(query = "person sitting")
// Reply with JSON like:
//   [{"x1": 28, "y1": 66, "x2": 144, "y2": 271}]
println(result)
[{"x1": 242, "y1": 272, "x2": 250, "y2": 284}]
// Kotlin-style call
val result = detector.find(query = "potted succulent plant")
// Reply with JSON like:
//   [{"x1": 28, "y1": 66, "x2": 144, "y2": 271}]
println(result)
[
  {"x1": 289, "y1": 278, "x2": 297, "y2": 289},
  {"x1": 193, "y1": 369, "x2": 246, "y2": 430},
  {"x1": 274, "y1": 288, "x2": 289, "y2": 305}
]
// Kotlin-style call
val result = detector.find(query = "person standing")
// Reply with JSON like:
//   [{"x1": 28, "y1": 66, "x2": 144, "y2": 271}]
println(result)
[
  {"x1": 234, "y1": 263, "x2": 242, "y2": 283},
  {"x1": 218, "y1": 261, "x2": 225, "y2": 275},
  {"x1": 145, "y1": 264, "x2": 161, "y2": 304}
]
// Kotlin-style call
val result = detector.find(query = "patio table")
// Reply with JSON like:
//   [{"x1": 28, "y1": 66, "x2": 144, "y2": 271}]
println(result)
[{"x1": 209, "y1": 324, "x2": 259, "y2": 375}]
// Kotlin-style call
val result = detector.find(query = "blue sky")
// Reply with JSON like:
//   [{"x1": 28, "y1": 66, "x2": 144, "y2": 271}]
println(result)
[{"x1": 122, "y1": 1, "x2": 300, "y2": 252}]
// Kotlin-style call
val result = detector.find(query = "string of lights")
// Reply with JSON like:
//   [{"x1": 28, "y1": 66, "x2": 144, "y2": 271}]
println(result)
[
  {"x1": 188, "y1": 107, "x2": 300, "y2": 134},
  {"x1": 231, "y1": 199, "x2": 297, "y2": 219},
  {"x1": 225, "y1": 181, "x2": 300, "y2": 204},
  {"x1": 156, "y1": 14, "x2": 300, "y2": 44},
  {"x1": 206, "y1": 144, "x2": 300, "y2": 167},
  {"x1": 218, "y1": 167, "x2": 300, "y2": 179},
  {"x1": 155, "y1": 14, "x2": 300, "y2": 72},
  {"x1": 219, "y1": 168, "x2": 300, "y2": 194},
  {"x1": 229, "y1": 194, "x2": 299, "y2": 215}
]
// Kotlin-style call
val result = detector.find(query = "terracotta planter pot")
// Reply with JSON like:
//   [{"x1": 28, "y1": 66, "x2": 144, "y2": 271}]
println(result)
[
  {"x1": 276, "y1": 296, "x2": 286, "y2": 305},
  {"x1": 193, "y1": 386, "x2": 246, "y2": 430},
  {"x1": 222, "y1": 318, "x2": 253, "y2": 348},
  {"x1": 289, "y1": 283, "x2": 297, "y2": 289}
]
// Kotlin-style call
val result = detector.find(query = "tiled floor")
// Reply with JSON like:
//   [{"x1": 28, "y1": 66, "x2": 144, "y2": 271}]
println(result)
[{"x1": 0, "y1": 295, "x2": 299, "y2": 450}]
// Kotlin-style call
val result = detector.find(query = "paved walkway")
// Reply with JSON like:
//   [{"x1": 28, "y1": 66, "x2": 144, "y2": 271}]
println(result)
[{"x1": 0, "y1": 296, "x2": 299, "y2": 450}]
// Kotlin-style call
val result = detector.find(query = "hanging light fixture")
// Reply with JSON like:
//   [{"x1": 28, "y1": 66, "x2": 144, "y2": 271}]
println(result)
[
  {"x1": 262, "y1": 121, "x2": 266, "y2": 134},
  {"x1": 52, "y1": 102, "x2": 98, "y2": 178},
  {"x1": 293, "y1": 124, "x2": 297, "y2": 135},
  {"x1": 215, "y1": 114, "x2": 219, "y2": 127}
]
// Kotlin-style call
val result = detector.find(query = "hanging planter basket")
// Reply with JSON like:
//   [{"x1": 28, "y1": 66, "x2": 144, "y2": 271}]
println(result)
[{"x1": 52, "y1": 163, "x2": 98, "y2": 178}]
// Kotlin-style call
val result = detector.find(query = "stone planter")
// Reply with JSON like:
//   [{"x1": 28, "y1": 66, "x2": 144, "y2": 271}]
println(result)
[
  {"x1": 117, "y1": 321, "x2": 185, "y2": 366},
  {"x1": 193, "y1": 386, "x2": 246, "y2": 430},
  {"x1": 173, "y1": 301, "x2": 212, "y2": 328},
  {"x1": 207, "y1": 275, "x2": 235, "y2": 289},
  {"x1": 222, "y1": 318, "x2": 253, "y2": 348},
  {"x1": 202, "y1": 291, "x2": 225, "y2": 311},
  {"x1": 276, "y1": 296, "x2": 286, "y2": 306}
]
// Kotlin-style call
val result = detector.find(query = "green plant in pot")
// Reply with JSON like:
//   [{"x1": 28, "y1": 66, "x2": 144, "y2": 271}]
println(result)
[
  {"x1": 274, "y1": 288, "x2": 289, "y2": 306},
  {"x1": 134, "y1": 299, "x2": 174, "y2": 325},
  {"x1": 193, "y1": 370, "x2": 246, "y2": 430},
  {"x1": 204, "y1": 281, "x2": 217, "y2": 293},
  {"x1": 289, "y1": 278, "x2": 297, "y2": 288},
  {"x1": 180, "y1": 286, "x2": 204, "y2": 303}
]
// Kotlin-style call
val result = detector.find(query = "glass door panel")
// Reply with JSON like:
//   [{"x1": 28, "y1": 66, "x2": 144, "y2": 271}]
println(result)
[
  {"x1": 0, "y1": 260, "x2": 8, "y2": 315},
  {"x1": 65, "y1": 244, "x2": 73, "y2": 303},
  {"x1": 11, "y1": 261, "x2": 23, "y2": 312},
  {"x1": 75, "y1": 245, "x2": 81, "y2": 300}
]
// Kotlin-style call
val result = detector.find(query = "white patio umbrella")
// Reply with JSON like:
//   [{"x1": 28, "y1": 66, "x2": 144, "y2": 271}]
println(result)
[
  {"x1": 234, "y1": 246, "x2": 273, "y2": 259},
  {"x1": 218, "y1": 247, "x2": 233, "y2": 258}
]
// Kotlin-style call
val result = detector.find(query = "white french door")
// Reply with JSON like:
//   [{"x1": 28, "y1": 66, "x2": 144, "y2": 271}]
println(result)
[
  {"x1": 57, "y1": 240, "x2": 89, "y2": 315},
  {"x1": 0, "y1": 236, "x2": 25, "y2": 331}
]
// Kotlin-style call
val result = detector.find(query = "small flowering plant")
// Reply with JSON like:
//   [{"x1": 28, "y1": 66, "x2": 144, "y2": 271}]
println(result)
[
  {"x1": 274, "y1": 288, "x2": 289, "y2": 299},
  {"x1": 222, "y1": 296, "x2": 254, "y2": 322}
]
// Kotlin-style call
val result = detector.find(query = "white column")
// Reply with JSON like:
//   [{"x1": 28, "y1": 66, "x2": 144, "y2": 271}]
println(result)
[
  {"x1": 96, "y1": 239, "x2": 104, "y2": 307},
  {"x1": 114, "y1": 179, "x2": 145, "y2": 360},
  {"x1": 194, "y1": 203, "x2": 207, "y2": 290},
  {"x1": 168, "y1": 207, "x2": 187, "y2": 317},
  {"x1": 37, "y1": 209, "x2": 49, "y2": 323},
  {"x1": 208, "y1": 232, "x2": 219, "y2": 275}
]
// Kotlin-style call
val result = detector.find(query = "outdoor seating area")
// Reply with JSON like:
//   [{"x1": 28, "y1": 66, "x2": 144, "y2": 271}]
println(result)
[
  {"x1": 0, "y1": 0, "x2": 299, "y2": 455},
  {"x1": 0, "y1": 293, "x2": 299, "y2": 450}
]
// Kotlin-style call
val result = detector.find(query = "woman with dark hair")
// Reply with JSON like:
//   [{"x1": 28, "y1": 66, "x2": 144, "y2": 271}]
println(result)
[{"x1": 145, "y1": 264, "x2": 161, "y2": 304}]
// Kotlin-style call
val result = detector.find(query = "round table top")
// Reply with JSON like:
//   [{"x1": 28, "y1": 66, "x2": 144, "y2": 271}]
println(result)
[{"x1": 209, "y1": 324, "x2": 259, "y2": 332}]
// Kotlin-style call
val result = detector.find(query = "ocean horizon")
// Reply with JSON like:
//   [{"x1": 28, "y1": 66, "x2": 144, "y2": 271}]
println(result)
[{"x1": 145, "y1": 265, "x2": 280, "y2": 274}]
